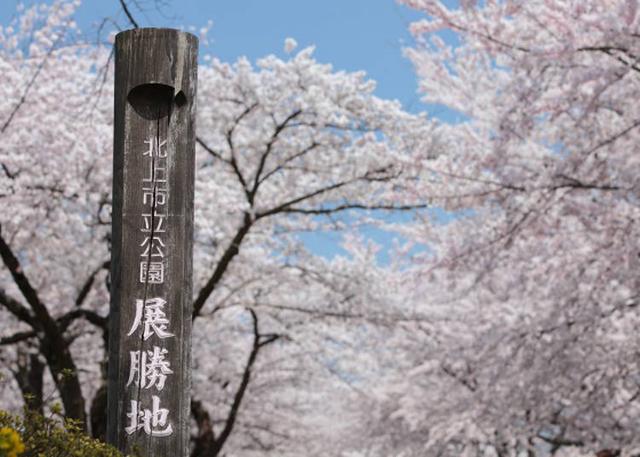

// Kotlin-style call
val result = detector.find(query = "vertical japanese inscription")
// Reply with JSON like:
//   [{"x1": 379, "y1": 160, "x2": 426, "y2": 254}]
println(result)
[
  {"x1": 109, "y1": 28, "x2": 197, "y2": 457},
  {"x1": 124, "y1": 136, "x2": 175, "y2": 437}
]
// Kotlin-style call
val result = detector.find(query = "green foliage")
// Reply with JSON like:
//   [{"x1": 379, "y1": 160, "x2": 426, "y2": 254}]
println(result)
[{"x1": 0, "y1": 409, "x2": 125, "y2": 457}]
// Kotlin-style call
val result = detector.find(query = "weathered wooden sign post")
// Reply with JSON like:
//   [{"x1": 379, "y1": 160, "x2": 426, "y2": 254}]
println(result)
[{"x1": 107, "y1": 28, "x2": 197, "y2": 457}]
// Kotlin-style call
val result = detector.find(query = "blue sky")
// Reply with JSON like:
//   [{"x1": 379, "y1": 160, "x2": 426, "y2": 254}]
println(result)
[
  {"x1": 0, "y1": 0, "x2": 460, "y2": 262},
  {"x1": 0, "y1": 0, "x2": 459, "y2": 113}
]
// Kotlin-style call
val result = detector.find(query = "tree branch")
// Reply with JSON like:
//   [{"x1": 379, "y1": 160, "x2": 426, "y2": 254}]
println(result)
[
  {"x1": 225, "y1": 103, "x2": 259, "y2": 203},
  {"x1": 209, "y1": 308, "x2": 279, "y2": 456},
  {"x1": 192, "y1": 213, "x2": 253, "y2": 319},
  {"x1": 58, "y1": 309, "x2": 107, "y2": 333},
  {"x1": 578, "y1": 46, "x2": 640, "y2": 74},
  {"x1": 197, "y1": 136, "x2": 227, "y2": 163},
  {"x1": 256, "y1": 176, "x2": 362, "y2": 219},
  {"x1": 118, "y1": 0, "x2": 139, "y2": 28},
  {"x1": 278, "y1": 202, "x2": 428, "y2": 215},
  {"x1": 0, "y1": 330, "x2": 36, "y2": 346},
  {"x1": 257, "y1": 141, "x2": 319, "y2": 186},
  {"x1": 1, "y1": 33, "x2": 61, "y2": 135},
  {"x1": 191, "y1": 398, "x2": 216, "y2": 457},
  {"x1": 551, "y1": 174, "x2": 621, "y2": 192},
  {"x1": 249, "y1": 109, "x2": 303, "y2": 202},
  {"x1": 255, "y1": 165, "x2": 398, "y2": 219},
  {"x1": 0, "y1": 225, "x2": 86, "y2": 425},
  {"x1": 75, "y1": 260, "x2": 110, "y2": 307},
  {"x1": 536, "y1": 433, "x2": 583, "y2": 449},
  {"x1": 585, "y1": 118, "x2": 640, "y2": 157},
  {"x1": 0, "y1": 288, "x2": 37, "y2": 328},
  {"x1": 0, "y1": 228, "x2": 51, "y2": 329}
]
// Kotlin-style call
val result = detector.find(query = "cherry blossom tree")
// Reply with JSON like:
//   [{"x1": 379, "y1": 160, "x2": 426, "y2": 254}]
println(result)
[
  {"x1": 390, "y1": 0, "x2": 640, "y2": 455},
  {"x1": 0, "y1": 1, "x2": 438, "y2": 455}
]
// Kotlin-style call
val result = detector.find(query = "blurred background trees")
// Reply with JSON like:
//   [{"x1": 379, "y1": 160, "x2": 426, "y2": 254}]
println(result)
[{"x1": 1, "y1": 1, "x2": 639, "y2": 456}]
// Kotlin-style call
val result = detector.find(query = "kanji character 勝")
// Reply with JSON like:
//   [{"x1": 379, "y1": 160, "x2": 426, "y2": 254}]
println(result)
[{"x1": 127, "y1": 346, "x2": 173, "y2": 391}]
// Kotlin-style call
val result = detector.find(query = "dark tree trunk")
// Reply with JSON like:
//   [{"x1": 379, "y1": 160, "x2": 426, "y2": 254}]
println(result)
[
  {"x1": 39, "y1": 336, "x2": 87, "y2": 426},
  {"x1": 596, "y1": 450, "x2": 621, "y2": 457},
  {"x1": 91, "y1": 384, "x2": 108, "y2": 442},
  {"x1": 190, "y1": 310, "x2": 281, "y2": 457},
  {"x1": 13, "y1": 351, "x2": 44, "y2": 414},
  {"x1": 0, "y1": 229, "x2": 87, "y2": 427},
  {"x1": 191, "y1": 399, "x2": 216, "y2": 457}
]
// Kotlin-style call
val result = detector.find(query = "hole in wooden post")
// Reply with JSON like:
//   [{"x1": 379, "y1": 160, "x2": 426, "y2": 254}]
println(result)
[
  {"x1": 174, "y1": 90, "x2": 187, "y2": 108},
  {"x1": 127, "y1": 83, "x2": 187, "y2": 120}
]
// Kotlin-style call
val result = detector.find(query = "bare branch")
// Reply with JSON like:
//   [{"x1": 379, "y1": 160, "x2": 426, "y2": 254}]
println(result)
[
  {"x1": 256, "y1": 177, "x2": 360, "y2": 219},
  {"x1": 0, "y1": 225, "x2": 87, "y2": 425},
  {"x1": 119, "y1": 0, "x2": 140, "y2": 28},
  {"x1": 551, "y1": 174, "x2": 621, "y2": 192},
  {"x1": 197, "y1": 136, "x2": 227, "y2": 163},
  {"x1": 585, "y1": 118, "x2": 640, "y2": 157},
  {"x1": 75, "y1": 260, "x2": 110, "y2": 307},
  {"x1": 58, "y1": 309, "x2": 107, "y2": 333},
  {"x1": 0, "y1": 330, "x2": 36, "y2": 346},
  {"x1": 191, "y1": 398, "x2": 216, "y2": 457},
  {"x1": 0, "y1": 227, "x2": 51, "y2": 329},
  {"x1": 225, "y1": 103, "x2": 260, "y2": 203},
  {"x1": 578, "y1": 46, "x2": 640, "y2": 74},
  {"x1": 257, "y1": 141, "x2": 319, "y2": 185},
  {"x1": 256, "y1": 165, "x2": 398, "y2": 219},
  {"x1": 207, "y1": 308, "x2": 280, "y2": 455},
  {"x1": 249, "y1": 109, "x2": 303, "y2": 201},
  {"x1": 192, "y1": 213, "x2": 253, "y2": 319},
  {"x1": 536, "y1": 433, "x2": 584, "y2": 449},
  {"x1": 278, "y1": 202, "x2": 428, "y2": 215},
  {"x1": 0, "y1": 288, "x2": 37, "y2": 328},
  {"x1": 1, "y1": 27, "x2": 65, "y2": 136}
]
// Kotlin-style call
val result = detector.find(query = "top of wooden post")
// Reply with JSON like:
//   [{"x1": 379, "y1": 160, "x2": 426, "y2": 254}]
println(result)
[{"x1": 115, "y1": 28, "x2": 198, "y2": 103}]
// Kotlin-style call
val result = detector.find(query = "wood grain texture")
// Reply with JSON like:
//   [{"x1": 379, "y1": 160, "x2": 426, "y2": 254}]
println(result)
[{"x1": 108, "y1": 28, "x2": 197, "y2": 457}]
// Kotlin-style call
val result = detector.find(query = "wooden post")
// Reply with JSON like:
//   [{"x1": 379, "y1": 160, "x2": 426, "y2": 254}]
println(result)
[{"x1": 108, "y1": 28, "x2": 197, "y2": 457}]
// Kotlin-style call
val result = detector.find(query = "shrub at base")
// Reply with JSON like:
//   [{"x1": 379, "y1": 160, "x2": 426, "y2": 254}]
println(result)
[
  {"x1": 0, "y1": 427, "x2": 25, "y2": 457},
  {"x1": 0, "y1": 409, "x2": 125, "y2": 457}
]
